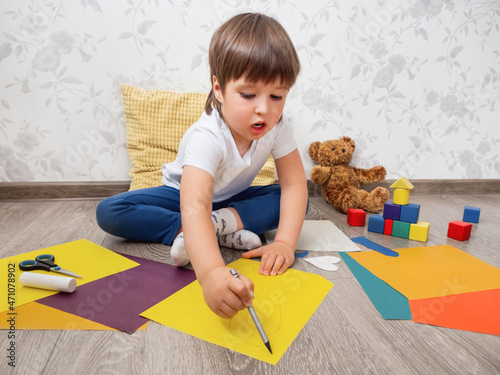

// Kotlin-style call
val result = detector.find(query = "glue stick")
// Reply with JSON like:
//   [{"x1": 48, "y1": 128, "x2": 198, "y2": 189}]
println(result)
[{"x1": 19, "y1": 272, "x2": 77, "y2": 293}]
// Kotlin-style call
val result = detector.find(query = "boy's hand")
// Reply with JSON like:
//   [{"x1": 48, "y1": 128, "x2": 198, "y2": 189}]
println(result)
[
  {"x1": 199, "y1": 266, "x2": 255, "y2": 319},
  {"x1": 242, "y1": 241, "x2": 295, "y2": 276}
]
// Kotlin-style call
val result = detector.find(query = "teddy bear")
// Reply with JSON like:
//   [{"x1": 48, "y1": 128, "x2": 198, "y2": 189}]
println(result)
[{"x1": 308, "y1": 136, "x2": 389, "y2": 213}]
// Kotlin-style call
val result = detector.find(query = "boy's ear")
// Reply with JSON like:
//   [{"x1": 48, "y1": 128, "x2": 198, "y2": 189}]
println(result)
[{"x1": 213, "y1": 76, "x2": 223, "y2": 102}]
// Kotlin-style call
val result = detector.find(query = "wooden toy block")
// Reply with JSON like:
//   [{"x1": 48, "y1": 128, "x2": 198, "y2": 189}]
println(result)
[
  {"x1": 392, "y1": 220, "x2": 411, "y2": 239},
  {"x1": 390, "y1": 177, "x2": 414, "y2": 190},
  {"x1": 409, "y1": 221, "x2": 430, "y2": 242},
  {"x1": 384, "y1": 219, "x2": 393, "y2": 235},
  {"x1": 393, "y1": 188, "x2": 410, "y2": 205},
  {"x1": 368, "y1": 214, "x2": 385, "y2": 234},
  {"x1": 400, "y1": 203, "x2": 420, "y2": 224},
  {"x1": 383, "y1": 201, "x2": 401, "y2": 221},
  {"x1": 447, "y1": 220, "x2": 472, "y2": 241},
  {"x1": 463, "y1": 206, "x2": 480, "y2": 223},
  {"x1": 347, "y1": 209, "x2": 366, "y2": 226}
]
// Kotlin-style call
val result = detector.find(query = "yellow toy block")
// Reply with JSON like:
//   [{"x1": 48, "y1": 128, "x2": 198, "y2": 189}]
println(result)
[
  {"x1": 409, "y1": 221, "x2": 430, "y2": 242},
  {"x1": 393, "y1": 188, "x2": 410, "y2": 205},
  {"x1": 390, "y1": 177, "x2": 414, "y2": 190}
]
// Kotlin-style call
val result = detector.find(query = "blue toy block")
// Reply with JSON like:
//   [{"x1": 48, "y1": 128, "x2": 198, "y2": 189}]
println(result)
[
  {"x1": 400, "y1": 203, "x2": 420, "y2": 224},
  {"x1": 383, "y1": 201, "x2": 401, "y2": 221},
  {"x1": 368, "y1": 214, "x2": 385, "y2": 234},
  {"x1": 463, "y1": 206, "x2": 480, "y2": 223}
]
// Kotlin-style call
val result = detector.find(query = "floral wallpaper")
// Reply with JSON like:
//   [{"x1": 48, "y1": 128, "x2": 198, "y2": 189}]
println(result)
[{"x1": 1, "y1": 0, "x2": 499, "y2": 182}]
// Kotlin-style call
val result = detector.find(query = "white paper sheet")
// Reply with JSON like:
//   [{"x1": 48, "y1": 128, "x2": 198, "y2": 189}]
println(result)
[{"x1": 264, "y1": 220, "x2": 361, "y2": 252}]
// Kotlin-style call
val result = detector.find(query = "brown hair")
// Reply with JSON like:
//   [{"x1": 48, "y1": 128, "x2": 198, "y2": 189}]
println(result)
[{"x1": 205, "y1": 13, "x2": 301, "y2": 114}]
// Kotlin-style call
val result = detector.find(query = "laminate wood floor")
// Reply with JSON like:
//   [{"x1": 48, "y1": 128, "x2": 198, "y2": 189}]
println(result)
[{"x1": 1, "y1": 193, "x2": 499, "y2": 375}]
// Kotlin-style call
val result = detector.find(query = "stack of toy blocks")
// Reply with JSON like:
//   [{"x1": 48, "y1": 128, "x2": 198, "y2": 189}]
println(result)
[{"x1": 368, "y1": 177, "x2": 430, "y2": 242}]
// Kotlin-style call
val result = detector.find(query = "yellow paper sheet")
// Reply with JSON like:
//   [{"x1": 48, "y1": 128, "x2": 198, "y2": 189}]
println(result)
[
  {"x1": 141, "y1": 258, "x2": 333, "y2": 365},
  {"x1": 349, "y1": 245, "x2": 500, "y2": 300},
  {"x1": 0, "y1": 239, "x2": 139, "y2": 313},
  {"x1": 0, "y1": 302, "x2": 147, "y2": 331}
]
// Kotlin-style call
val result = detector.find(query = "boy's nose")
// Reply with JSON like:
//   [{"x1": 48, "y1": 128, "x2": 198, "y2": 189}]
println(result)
[{"x1": 255, "y1": 99, "x2": 268, "y2": 115}]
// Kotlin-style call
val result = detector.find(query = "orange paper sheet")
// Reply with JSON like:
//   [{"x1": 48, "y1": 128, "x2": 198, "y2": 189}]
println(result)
[
  {"x1": 0, "y1": 302, "x2": 148, "y2": 331},
  {"x1": 349, "y1": 245, "x2": 500, "y2": 300},
  {"x1": 0, "y1": 239, "x2": 139, "y2": 313},
  {"x1": 410, "y1": 289, "x2": 500, "y2": 336}
]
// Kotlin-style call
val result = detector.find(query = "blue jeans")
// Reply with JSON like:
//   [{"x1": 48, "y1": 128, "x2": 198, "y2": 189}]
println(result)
[{"x1": 96, "y1": 184, "x2": 283, "y2": 245}]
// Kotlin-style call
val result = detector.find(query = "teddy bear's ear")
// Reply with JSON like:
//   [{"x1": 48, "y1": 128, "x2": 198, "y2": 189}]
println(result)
[
  {"x1": 308, "y1": 142, "x2": 321, "y2": 162},
  {"x1": 340, "y1": 136, "x2": 355, "y2": 151}
]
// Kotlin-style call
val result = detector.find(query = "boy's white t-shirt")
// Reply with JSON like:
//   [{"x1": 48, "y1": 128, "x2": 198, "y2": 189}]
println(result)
[{"x1": 162, "y1": 108, "x2": 297, "y2": 202}]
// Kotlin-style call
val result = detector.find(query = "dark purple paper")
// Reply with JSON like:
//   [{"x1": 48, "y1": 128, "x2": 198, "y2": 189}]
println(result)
[{"x1": 38, "y1": 254, "x2": 196, "y2": 333}]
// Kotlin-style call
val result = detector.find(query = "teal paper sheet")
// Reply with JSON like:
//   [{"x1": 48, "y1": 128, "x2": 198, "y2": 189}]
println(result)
[{"x1": 340, "y1": 252, "x2": 412, "y2": 320}]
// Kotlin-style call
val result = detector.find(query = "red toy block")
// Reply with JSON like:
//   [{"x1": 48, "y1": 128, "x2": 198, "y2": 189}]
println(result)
[
  {"x1": 447, "y1": 220, "x2": 472, "y2": 241},
  {"x1": 384, "y1": 219, "x2": 393, "y2": 235},
  {"x1": 347, "y1": 209, "x2": 366, "y2": 226}
]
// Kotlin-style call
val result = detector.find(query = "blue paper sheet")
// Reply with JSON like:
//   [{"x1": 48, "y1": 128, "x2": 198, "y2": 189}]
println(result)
[
  {"x1": 350, "y1": 236, "x2": 399, "y2": 257},
  {"x1": 340, "y1": 252, "x2": 412, "y2": 320}
]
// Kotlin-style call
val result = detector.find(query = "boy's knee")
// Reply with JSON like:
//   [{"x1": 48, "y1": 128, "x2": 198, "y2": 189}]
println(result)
[
  {"x1": 96, "y1": 199, "x2": 107, "y2": 228},
  {"x1": 95, "y1": 196, "x2": 116, "y2": 230}
]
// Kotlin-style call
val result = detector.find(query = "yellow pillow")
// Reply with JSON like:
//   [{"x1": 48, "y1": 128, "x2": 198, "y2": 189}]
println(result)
[{"x1": 121, "y1": 84, "x2": 275, "y2": 190}]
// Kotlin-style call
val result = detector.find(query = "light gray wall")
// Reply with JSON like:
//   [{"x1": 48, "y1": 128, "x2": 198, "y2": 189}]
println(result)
[{"x1": 1, "y1": 0, "x2": 499, "y2": 182}]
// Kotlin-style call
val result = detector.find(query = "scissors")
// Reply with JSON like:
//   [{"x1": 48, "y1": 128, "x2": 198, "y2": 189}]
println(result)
[{"x1": 19, "y1": 254, "x2": 82, "y2": 278}]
